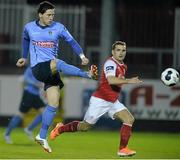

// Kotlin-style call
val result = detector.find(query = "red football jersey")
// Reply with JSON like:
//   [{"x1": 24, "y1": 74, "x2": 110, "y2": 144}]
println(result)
[{"x1": 92, "y1": 57, "x2": 127, "y2": 102}]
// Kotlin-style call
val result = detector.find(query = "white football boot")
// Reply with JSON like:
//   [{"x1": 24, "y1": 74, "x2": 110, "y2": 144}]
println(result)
[{"x1": 35, "y1": 134, "x2": 52, "y2": 153}]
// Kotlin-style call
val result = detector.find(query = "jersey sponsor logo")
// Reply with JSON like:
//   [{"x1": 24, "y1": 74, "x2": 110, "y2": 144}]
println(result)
[
  {"x1": 32, "y1": 41, "x2": 55, "y2": 48},
  {"x1": 106, "y1": 66, "x2": 114, "y2": 71}
]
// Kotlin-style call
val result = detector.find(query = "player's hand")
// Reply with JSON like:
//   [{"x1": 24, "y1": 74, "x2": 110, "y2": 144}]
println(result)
[
  {"x1": 16, "y1": 58, "x2": 27, "y2": 67},
  {"x1": 127, "y1": 76, "x2": 143, "y2": 84},
  {"x1": 81, "y1": 56, "x2": 89, "y2": 65}
]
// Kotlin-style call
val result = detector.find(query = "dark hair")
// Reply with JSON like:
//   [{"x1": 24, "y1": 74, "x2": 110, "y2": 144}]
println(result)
[
  {"x1": 112, "y1": 41, "x2": 126, "y2": 50},
  {"x1": 37, "y1": 1, "x2": 55, "y2": 14}
]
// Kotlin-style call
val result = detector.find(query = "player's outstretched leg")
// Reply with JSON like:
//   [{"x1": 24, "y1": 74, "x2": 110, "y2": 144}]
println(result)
[
  {"x1": 50, "y1": 121, "x2": 79, "y2": 140},
  {"x1": 50, "y1": 122, "x2": 63, "y2": 140},
  {"x1": 56, "y1": 60, "x2": 98, "y2": 80}
]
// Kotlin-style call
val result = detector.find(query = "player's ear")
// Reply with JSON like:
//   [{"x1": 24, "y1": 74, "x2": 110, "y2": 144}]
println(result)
[
  {"x1": 39, "y1": 13, "x2": 42, "y2": 18},
  {"x1": 111, "y1": 50, "x2": 114, "y2": 56}
]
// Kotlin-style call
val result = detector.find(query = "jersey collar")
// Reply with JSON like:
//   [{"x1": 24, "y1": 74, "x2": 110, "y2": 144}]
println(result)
[
  {"x1": 111, "y1": 56, "x2": 124, "y2": 65},
  {"x1": 35, "y1": 19, "x2": 51, "y2": 29}
]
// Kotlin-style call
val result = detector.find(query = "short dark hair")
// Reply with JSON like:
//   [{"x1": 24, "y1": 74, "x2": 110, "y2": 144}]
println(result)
[
  {"x1": 37, "y1": 1, "x2": 55, "y2": 14},
  {"x1": 112, "y1": 41, "x2": 126, "y2": 50}
]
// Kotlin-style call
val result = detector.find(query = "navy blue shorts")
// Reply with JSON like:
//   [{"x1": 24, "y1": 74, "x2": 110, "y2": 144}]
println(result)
[
  {"x1": 32, "y1": 60, "x2": 64, "y2": 90},
  {"x1": 19, "y1": 90, "x2": 45, "y2": 113}
]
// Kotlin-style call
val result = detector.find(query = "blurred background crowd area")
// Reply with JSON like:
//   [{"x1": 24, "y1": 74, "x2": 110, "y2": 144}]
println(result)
[{"x1": 0, "y1": 0, "x2": 180, "y2": 78}]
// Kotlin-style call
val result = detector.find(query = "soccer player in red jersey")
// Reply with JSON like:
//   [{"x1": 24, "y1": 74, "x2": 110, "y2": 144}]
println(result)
[{"x1": 50, "y1": 41, "x2": 143, "y2": 157}]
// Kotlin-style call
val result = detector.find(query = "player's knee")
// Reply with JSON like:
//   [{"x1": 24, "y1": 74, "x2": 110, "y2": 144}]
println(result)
[
  {"x1": 124, "y1": 116, "x2": 135, "y2": 125},
  {"x1": 46, "y1": 86, "x2": 60, "y2": 107},
  {"x1": 47, "y1": 97, "x2": 59, "y2": 107},
  {"x1": 78, "y1": 122, "x2": 92, "y2": 131},
  {"x1": 48, "y1": 101, "x2": 59, "y2": 107},
  {"x1": 48, "y1": 96, "x2": 59, "y2": 107},
  {"x1": 129, "y1": 116, "x2": 135, "y2": 125}
]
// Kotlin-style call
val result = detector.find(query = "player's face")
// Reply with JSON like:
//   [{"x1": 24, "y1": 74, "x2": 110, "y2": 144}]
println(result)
[
  {"x1": 112, "y1": 44, "x2": 126, "y2": 62},
  {"x1": 39, "y1": 9, "x2": 55, "y2": 26}
]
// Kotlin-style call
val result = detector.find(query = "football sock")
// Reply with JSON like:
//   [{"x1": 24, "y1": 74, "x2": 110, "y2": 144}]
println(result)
[
  {"x1": 119, "y1": 123, "x2": 132, "y2": 149},
  {"x1": 27, "y1": 114, "x2": 42, "y2": 131},
  {"x1": 39, "y1": 105, "x2": 57, "y2": 139},
  {"x1": 58, "y1": 121, "x2": 79, "y2": 133},
  {"x1": 56, "y1": 59, "x2": 89, "y2": 78},
  {"x1": 5, "y1": 116, "x2": 22, "y2": 136}
]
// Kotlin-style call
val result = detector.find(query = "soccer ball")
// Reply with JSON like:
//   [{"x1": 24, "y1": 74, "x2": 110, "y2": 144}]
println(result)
[{"x1": 161, "y1": 68, "x2": 179, "y2": 86}]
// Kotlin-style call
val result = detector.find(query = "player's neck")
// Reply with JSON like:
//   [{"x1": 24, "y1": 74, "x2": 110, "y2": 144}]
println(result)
[
  {"x1": 39, "y1": 20, "x2": 47, "y2": 26},
  {"x1": 112, "y1": 56, "x2": 123, "y2": 65}
]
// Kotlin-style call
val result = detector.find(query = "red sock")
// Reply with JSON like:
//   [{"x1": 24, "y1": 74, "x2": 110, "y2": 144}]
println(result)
[
  {"x1": 119, "y1": 123, "x2": 132, "y2": 149},
  {"x1": 58, "y1": 121, "x2": 79, "y2": 133}
]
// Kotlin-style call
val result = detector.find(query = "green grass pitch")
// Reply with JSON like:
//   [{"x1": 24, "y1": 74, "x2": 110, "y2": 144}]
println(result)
[{"x1": 0, "y1": 127, "x2": 180, "y2": 159}]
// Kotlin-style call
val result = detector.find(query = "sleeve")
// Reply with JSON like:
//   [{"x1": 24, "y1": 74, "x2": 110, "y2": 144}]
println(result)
[
  {"x1": 60, "y1": 26, "x2": 73, "y2": 42},
  {"x1": 22, "y1": 26, "x2": 30, "y2": 58},
  {"x1": 60, "y1": 26, "x2": 83, "y2": 56},
  {"x1": 67, "y1": 39, "x2": 83, "y2": 56},
  {"x1": 104, "y1": 60, "x2": 117, "y2": 78}
]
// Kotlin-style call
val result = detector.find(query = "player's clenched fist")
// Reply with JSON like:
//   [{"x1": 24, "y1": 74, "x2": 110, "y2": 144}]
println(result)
[
  {"x1": 81, "y1": 56, "x2": 89, "y2": 65},
  {"x1": 16, "y1": 58, "x2": 27, "y2": 67}
]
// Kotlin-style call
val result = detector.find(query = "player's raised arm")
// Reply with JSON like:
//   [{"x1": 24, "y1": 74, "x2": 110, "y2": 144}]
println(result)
[
  {"x1": 107, "y1": 75, "x2": 143, "y2": 85},
  {"x1": 60, "y1": 26, "x2": 89, "y2": 65},
  {"x1": 125, "y1": 76, "x2": 143, "y2": 84}
]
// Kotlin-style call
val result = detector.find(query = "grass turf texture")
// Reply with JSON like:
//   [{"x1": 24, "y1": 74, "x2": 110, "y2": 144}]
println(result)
[{"x1": 0, "y1": 128, "x2": 180, "y2": 159}]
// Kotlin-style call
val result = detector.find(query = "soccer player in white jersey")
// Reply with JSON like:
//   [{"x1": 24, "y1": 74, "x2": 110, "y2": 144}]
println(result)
[
  {"x1": 16, "y1": 1, "x2": 97, "y2": 153},
  {"x1": 50, "y1": 41, "x2": 143, "y2": 157}
]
